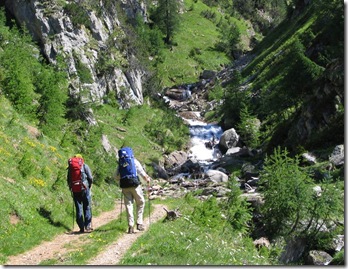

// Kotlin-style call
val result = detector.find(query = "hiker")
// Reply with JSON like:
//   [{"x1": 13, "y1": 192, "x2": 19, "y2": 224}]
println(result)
[
  {"x1": 67, "y1": 154, "x2": 93, "y2": 233},
  {"x1": 115, "y1": 146, "x2": 152, "y2": 234}
]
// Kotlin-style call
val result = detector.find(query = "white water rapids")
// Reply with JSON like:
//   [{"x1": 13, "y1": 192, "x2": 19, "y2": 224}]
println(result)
[
  {"x1": 186, "y1": 118, "x2": 223, "y2": 164},
  {"x1": 164, "y1": 90, "x2": 224, "y2": 176}
]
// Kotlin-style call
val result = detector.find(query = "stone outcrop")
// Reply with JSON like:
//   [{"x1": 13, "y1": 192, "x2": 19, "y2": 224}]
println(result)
[{"x1": 4, "y1": 0, "x2": 148, "y2": 110}]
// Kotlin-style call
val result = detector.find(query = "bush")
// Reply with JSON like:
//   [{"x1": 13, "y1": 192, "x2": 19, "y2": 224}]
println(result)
[
  {"x1": 236, "y1": 103, "x2": 260, "y2": 148},
  {"x1": 191, "y1": 196, "x2": 223, "y2": 229},
  {"x1": 224, "y1": 177, "x2": 252, "y2": 234},
  {"x1": 258, "y1": 147, "x2": 344, "y2": 242}
]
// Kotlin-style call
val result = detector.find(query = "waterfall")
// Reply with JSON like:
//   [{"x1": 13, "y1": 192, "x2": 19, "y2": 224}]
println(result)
[
  {"x1": 187, "y1": 119, "x2": 222, "y2": 162},
  {"x1": 163, "y1": 87, "x2": 224, "y2": 176}
]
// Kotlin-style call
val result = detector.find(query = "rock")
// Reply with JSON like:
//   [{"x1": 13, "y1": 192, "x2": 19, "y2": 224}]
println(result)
[
  {"x1": 253, "y1": 237, "x2": 270, "y2": 249},
  {"x1": 219, "y1": 128, "x2": 240, "y2": 151},
  {"x1": 279, "y1": 237, "x2": 307, "y2": 264},
  {"x1": 164, "y1": 151, "x2": 188, "y2": 169},
  {"x1": 306, "y1": 250, "x2": 333, "y2": 265},
  {"x1": 329, "y1": 145, "x2": 344, "y2": 167},
  {"x1": 330, "y1": 235, "x2": 344, "y2": 252},
  {"x1": 5, "y1": 0, "x2": 146, "y2": 113},
  {"x1": 240, "y1": 192, "x2": 264, "y2": 207},
  {"x1": 199, "y1": 70, "x2": 216, "y2": 80},
  {"x1": 204, "y1": 169, "x2": 228, "y2": 183}
]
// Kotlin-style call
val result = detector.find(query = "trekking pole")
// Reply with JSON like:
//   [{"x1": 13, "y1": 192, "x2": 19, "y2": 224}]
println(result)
[
  {"x1": 120, "y1": 190, "x2": 123, "y2": 223},
  {"x1": 71, "y1": 191, "x2": 75, "y2": 232},
  {"x1": 147, "y1": 182, "x2": 151, "y2": 225},
  {"x1": 90, "y1": 189, "x2": 93, "y2": 229}
]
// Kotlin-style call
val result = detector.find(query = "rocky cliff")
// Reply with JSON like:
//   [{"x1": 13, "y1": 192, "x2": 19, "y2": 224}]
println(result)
[{"x1": 2, "y1": 0, "x2": 148, "y2": 110}]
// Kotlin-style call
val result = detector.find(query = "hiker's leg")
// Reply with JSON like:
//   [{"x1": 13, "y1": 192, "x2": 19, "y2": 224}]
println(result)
[
  {"x1": 122, "y1": 188, "x2": 135, "y2": 227},
  {"x1": 83, "y1": 189, "x2": 92, "y2": 229},
  {"x1": 73, "y1": 193, "x2": 84, "y2": 231},
  {"x1": 133, "y1": 185, "x2": 145, "y2": 225}
]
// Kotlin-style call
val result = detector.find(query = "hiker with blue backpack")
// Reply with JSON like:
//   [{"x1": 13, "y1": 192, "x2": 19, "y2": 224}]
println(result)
[
  {"x1": 115, "y1": 146, "x2": 152, "y2": 234},
  {"x1": 67, "y1": 154, "x2": 94, "y2": 233}
]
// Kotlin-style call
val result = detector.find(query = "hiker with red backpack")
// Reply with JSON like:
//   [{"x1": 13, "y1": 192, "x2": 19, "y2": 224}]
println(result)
[
  {"x1": 115, "y1": 146, "x2": 152, "y2": 234},
  {"x1": 67, "y1": 154, "x2": 94, "y2": 233}
]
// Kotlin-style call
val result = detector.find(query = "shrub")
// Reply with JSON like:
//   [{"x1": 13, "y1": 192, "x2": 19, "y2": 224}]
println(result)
[
  {"x1": 259, "y1": 147, "x2": 344, "y2": 242},
  {"x1": 236, "y1": 103, "x2": 260, "y2": 148},
  {"x1": 191, "y1": 196, "x2": 223, "y2": 229},
  {"x1": 223, "y1": 177, "x2": 252, "y2": 234}
]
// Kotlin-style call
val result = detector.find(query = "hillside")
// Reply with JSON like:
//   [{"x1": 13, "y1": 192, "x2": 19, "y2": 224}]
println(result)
[{"x1": 0, "y1": 0, "x2": 344, "y2": 266}]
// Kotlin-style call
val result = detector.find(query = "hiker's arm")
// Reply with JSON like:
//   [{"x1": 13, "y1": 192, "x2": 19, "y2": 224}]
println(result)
[
  {"x1": 134, "y1": 159, "x2": 151, "y2": 183},
  {"x1": 84, "y1": 164, "x2": 93, "y2": 189}
]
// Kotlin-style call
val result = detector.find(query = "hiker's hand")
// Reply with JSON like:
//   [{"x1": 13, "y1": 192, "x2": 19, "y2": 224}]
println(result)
[{"x1": 145, "y1": 175, "x2": 151, "y2": 183}]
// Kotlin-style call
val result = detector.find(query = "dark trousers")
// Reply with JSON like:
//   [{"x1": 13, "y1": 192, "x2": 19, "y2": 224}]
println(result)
[{"x1": 73, "y1": 189, "x2": 92, "y2": 231}]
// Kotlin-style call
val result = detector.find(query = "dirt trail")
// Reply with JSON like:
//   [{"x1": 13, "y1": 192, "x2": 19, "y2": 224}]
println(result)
[
  {"x1": 5, "y1": 201, "x2": 165, "y2": 265},
  {"x1": 87, "y1": 203, "x2": 164, "y2": 265}
]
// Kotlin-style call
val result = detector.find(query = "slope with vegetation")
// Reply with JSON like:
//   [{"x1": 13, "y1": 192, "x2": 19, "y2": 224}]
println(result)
[{"x1": 0, "y1": 0, "x2": 344, "y2": 265}]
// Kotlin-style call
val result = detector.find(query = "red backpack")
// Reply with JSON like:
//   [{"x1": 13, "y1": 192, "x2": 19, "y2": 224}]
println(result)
[{"x1": 68, "y1": 156, "x2": 86, "y2": 192}]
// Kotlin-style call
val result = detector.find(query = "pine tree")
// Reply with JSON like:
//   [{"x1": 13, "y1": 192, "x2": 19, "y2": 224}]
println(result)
[{"x1": 151, "y1": 0, "x2": 180, "y2": 44}]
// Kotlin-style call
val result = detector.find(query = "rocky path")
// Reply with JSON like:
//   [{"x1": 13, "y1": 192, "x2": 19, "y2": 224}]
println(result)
[
  {"x1": 5, "y1": 201, "x2": 165, "y2": 265},
  {"x1": 87, "y1": 203, "x2": 164, "y2": 265}
]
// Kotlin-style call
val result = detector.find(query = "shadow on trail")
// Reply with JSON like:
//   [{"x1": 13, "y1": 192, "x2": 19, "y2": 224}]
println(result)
[{"x1": 38, "y1": 207, "x2": 71, "y2": 231}]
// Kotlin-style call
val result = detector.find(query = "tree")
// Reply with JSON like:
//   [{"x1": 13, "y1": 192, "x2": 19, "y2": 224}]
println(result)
[
  {"x1": 151, "y1": 0, "x2": 180, "y2": 44},
  {"x1": 36, "y1": 62, "x2": 68, "y2": 137},
  {"x1": 216, "y1": 21, "x2": 241, "y2": 59},
  {"x1": 258, "y1": 147, "x2": 343, "y2": 241},
  {"x1": 0, "y1": 24, "x2": 41, "y2": 120},
  {"x1": 237, "y1": 103, "x2": 260, "y2": 148}
]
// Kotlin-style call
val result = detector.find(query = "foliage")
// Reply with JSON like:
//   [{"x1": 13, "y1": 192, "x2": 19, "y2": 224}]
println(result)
[
  {"x1": 258, "y1": 147, "x2": 343, "y2": 243},
  {"x1": 144, "y1": 108, "x2": 189, "y2": 154},
  {"x1": 0, "y1": 0, "x2": 344, "y2": 266},
  {"x1": 65, "y1": 90, "x2": 93, "y2": 122},
  {"x1": 236, "y1": 103, "x2": 260, "y2": 148},
  {"x1": 0, "y1": 7, "x2": 189, "y2": 262},
  {"x1": 63, "y1": 2, "x2": 92, "y2": 30},
  {"x1": 191, "y1": 196, "x2": 224, "y2": 228},
  {"x1": 36, "y1": 61, "x2": 68, "y2": 136},
  {"x1": 224, "y1": 0, "x2": 344, "y2": 153},
  {"x1": 219, "y1": 70, "x2": 246, "y2": 126},
  {"x1": 120, "y1": 197, "x2": 271, "y2": 265},
  {"x1": 224, "y1": 177, "x2": 253, "y2": 234},
  {"x1": 0, "y1": 24, "x2": 40, "y2": 121},
  {"x1": 216, "y1": 19, "x2": 242, "y2": 58},
  {"x1": 73, "y1": 51, "x2": 93, "y2": 84},
  {"x1": 207, "y1": 84, "x2": 224, "y2": 101},
  {"x1": 147, "y1": 0, "x2": 230, "y2": 87},
  {"x1": 150, "y1": 0, "x2": 181, "y2": 44},
  {"x1": 330, "y1": 250, "x2": 344, "y2": 265},
  {"x1": 232, "y1": 0, "x2": 288, "y2": 35},
  {"x1": 258, "y1": 147, "x2": 313, "y2": 237}
]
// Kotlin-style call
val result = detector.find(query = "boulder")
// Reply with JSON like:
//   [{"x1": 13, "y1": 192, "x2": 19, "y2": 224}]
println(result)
[
  {"x1": 329, "y1": 145, "x2": 344, "y2": 167},
  {"x1": 219, "y1": 128, "x2": 239, "y2": 151},
  {"x1": 204, "y1": 169, "x2": 229, "y2": 183},
  {"x1": 164, "y1": 151, "x2": 188, "y2": 169},
  {"x1": 306, "y1": 250, "x2": 333, "y2": 265}
]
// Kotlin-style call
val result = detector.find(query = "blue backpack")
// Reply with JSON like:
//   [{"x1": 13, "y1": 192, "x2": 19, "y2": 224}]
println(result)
[{"x1": 118, "y1": 147, "x2": 140, "y2": 188}]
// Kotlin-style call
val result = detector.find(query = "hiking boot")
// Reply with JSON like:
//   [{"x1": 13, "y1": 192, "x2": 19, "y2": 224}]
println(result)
[
  {"x1": 85, "y1": 227, "x2": 93, "y2": 233},
  {"x1": 78, "y1": 229, "x2": 84, "y2": 233},
  {"x1": 128, "y1": 226, "x2": 134, "y2": 234},
  {"x1": 137, "y1": 224, "x2": 145, "y2": 231}
]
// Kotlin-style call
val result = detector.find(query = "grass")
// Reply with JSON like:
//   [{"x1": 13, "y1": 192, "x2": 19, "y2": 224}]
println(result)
[
  {"x1": 156, "y1": 0, "x2": 231, "y2": 87},
  {"x1": 119, "y1": 196, "x2": 273, "y2": 265},
  {"x1": 22, "y1": 193, "x2": 276, "y2": 265},
  {"x1": 92, "y1": 100, "x2": 189, "y2": 172},
  {"x1": 0, "y1": 93, "x2": 190, "y2": 264}
]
